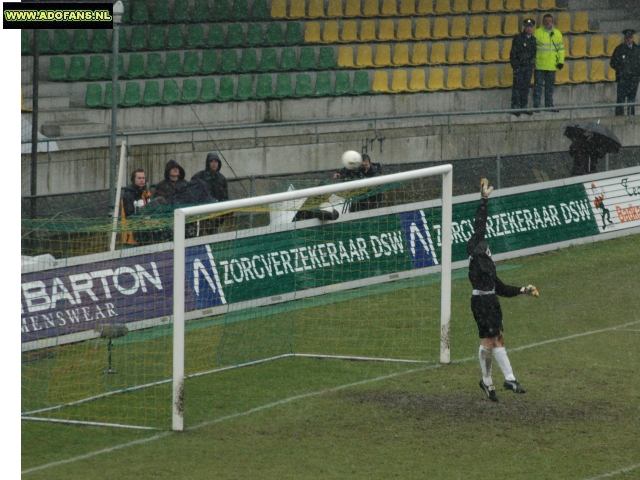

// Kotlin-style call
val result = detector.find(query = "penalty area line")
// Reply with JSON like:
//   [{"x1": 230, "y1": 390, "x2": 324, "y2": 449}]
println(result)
[
  {"x1": 584, "y1": 461, "x2": 640, "y2": 479},
  {"x1": 22, "y1": 319, "x2": 640, "y2": 475}
]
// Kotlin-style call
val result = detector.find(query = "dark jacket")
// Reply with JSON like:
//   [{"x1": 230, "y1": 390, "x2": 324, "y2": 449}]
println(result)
[
  {"x1": 153, "y1": 159, "x2": 187, "y2": 200},
  {"x1": 569, "y1": 135, "x2": 602, "y2": 175},
  {"x1": 510, "y1": 31, "x2": 537, "y2": 70},
  {"x1": 610, "y1": 42, "x2": 640, "y2": 80},
  {"x1": 362, "y1": 162, "x2": 383, "y2": 178},
  {"x1": 191, "y1": 153, "x2": 229, "y2": 202},
  {"x1": 335, "y1": 168, "x2": 364, "y2": 181},
  {"x1": 121, "y1": 184, "x2": 151, "y2": 218}
]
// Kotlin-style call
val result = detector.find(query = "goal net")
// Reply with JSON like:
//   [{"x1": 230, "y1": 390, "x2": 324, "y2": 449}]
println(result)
[{"x1": 21, "y1": 164, "x2": 452, "y2": 431}]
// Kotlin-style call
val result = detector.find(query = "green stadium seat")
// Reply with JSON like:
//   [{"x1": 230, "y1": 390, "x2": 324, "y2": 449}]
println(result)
[
  {"x1": 232, "y1": 0, "x2": 250, "y2": 21},
  {"x1": 201, "y1": 51, "x2": 218, "y2": 74},
  {"x1": 207, "y1": 25, "x2": 225, "y2": 48},
  {"x1": 148, "y1": 26, "x2": 165, "y2": 50},
  {"x1": 167, "y1": 25, "x2": 184, "y2": 49},
  {"x1": 162, "y1": 80, "x2": 180, "y2": 104},
  {"x1": 38, "y1": 30, "x2": 51, "y2": 54},
  {"x1": 256, "y1": 75, "x2": 273, "y2": 99},
  {"x1": 333, "y1": 72, "x2": 352, "y2": 95},
  {"x1": 285, "y1": 23, "x2": 303, "y2": 45},
  {"x1": 88, "y1": 55, "x2": 108, "y2": 80},
  {"x1": 126, "y1": 53, "x2": 145, "y2": 78},
  {"x1": 199, "y1": 78, "x2": 217, "y2": 102},
  {"x1": 353, "y1": 71, "x2": 370, "y2": 94},
  {"x1": 237, "y1": 75, "x2": 254, "y2": 100},
  {"x1": 172, "y1": 0, "x2": 191, "y2": 23},
  {"x1": 85, "y1": 84, "x2": 103, "y2": 107},
  {"x1": 183, "y1": 51, "x2": 200, "y2": 76},
  {"x1": 246, "y1": 24, "x2": 263, "y2": 47},
  {"x1": 212, "y1": 0, "x2": 230, "y2": 21},
  {"x1": 259, "y1": 49, "x2": 278, "y2": 72},
  {"x1": 123, "y1": 81, "x2": 142, "y2": 106},
  {"x1": 142, "y1": 81, "x2": 161, "y2": 105},
  {"x1": 151, "y1": 0, "x2": 171, "y2": 23},
  {"x1": 121, "y1": 0, "x2": 131, "y2": 23},
  {"x1": 107, "y1": 54, "x2": 125, "y2": 78},
  {"x1": 90, "y1": 29, "x2": 110, "y2": 52},
  {"x1": 221, "y1": 50, "x2": 239, "y2": 73},
  {"x1": 184, "y1": 26, "x2": 203, "y2": 49},
  {"x1": 22, "y1": 31, "x2": 31, "y2": 55},
  {"x1": 240, "y1": 49, "x2": 258, "y2": 72},
  {"x1": 280, "y1": 48, "x2": 298, "y2": 71},
  {"x1": 274, "y1": 73, "x2": 293, "y2": 97},
  {"x1": 129, "y1": 26, "x2": 147, "y2": 51},
  {"x1": 145, "y1": 53, "x2": 163, "y2": 77},
  {"x1": 53, "y1": 30, "x2": 70, "y2": 54},
  {"x1": 193, "y1": 0, "x2": 211, "y2": 22},
  {"x1": 227, "y1": 24, "x2": 244, "y2": 47},
  {"x1": 294, "y1": 74, "x2": 313, "y2": 97},
  {"x1": 318, "y1": 47, "x2": 336, "y2": 69},
  {"x1": 181, "y1": 79, "x2": 198, "y2": 103},
  {"x1": 251, "y1": 0, "x2": 270, "y2": 21},
  {"x1": 72, "y1": 30, "x2": 90, "y2": 52},
  {"x1": 131, "y1": 1, "x2": 149, "y2": 23},
  {"x1": 219, "y1": 77, "x2": 236, "y2": 101},
  {"x1": 103, "y1": 82, "x2": 122, "y2": 107},
  {"x1": 315, "y1": 72, "x2": 333, "y2": 96},
  {"x1": 266, "y1": 23, "x2": 284, "y2": 45},
  {"x1": 299, "y1": 47, "x2": 316, "y2": 70},
  {"x1": 118, "y1": 27, "x2": 128, "y2": 51},
  {"x1": 164, "y1": 52, "x2": 182, "y2": 76},
  {"x1": 49, "y1": 57, "x2": 67, "y2": 81}
]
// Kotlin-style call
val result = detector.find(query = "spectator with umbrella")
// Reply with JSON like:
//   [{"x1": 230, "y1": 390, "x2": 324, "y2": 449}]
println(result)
[{"x1": 565, "y1": 123, "x2": 622, "y2": 176}]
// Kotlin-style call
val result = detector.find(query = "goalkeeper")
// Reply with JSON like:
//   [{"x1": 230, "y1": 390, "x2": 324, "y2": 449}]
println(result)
[{"x1": 467, "y1": 179, "x2": 539, "y2": 403}]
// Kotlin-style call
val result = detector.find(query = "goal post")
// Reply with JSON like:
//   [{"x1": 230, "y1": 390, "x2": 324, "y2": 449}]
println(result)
[{"x1": 172, "y1": 164, "x2": 453, "y2": 431}]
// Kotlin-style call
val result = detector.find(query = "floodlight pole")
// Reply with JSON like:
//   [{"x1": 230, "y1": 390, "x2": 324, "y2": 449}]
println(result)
[{"x1": 110, "y1": 1, "x2": 124, "y2": 208}]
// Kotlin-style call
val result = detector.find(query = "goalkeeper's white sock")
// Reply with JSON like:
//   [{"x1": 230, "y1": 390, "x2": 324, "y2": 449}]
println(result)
[
  {"x1": 493, "y1": 347, "x2": 516, "y2": 381},
  {"x1": 479, "y1": 346, "x2": 493, "y2": 386}
]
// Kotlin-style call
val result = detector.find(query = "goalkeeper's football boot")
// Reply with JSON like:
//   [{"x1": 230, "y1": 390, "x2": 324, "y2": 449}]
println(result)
[
  {"x1": 479, "y1": 380, "x2": 499, "y2": 403},
  {"x1": 503, "y1": 379, "x2": 526, "y2": 394}
]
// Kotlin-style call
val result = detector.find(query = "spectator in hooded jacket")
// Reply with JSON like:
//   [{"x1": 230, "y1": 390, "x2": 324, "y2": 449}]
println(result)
[
  {"x1": 153, "y1": 159, "x2": 187, "y2": 201},
  {"x1": 191, "y1": 152, "x2": 229, "y2": 202},
  {"x1": 120, "y1": 168, "x2": 152, "y2": 246}
]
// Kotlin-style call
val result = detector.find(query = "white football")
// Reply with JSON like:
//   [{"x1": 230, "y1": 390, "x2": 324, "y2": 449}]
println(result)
[{"x1": 341, "y1": 150, "x2": 362, "y2": 170}]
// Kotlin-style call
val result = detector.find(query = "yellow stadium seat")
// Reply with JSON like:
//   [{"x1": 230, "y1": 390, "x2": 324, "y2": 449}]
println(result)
[
  {"x1": 430, "y1": 42, "x2": 447, "y2": 63},
  {"x1": 606, "y1": 35, "x2": 621, "y2": 56},
  {"x1": 432, "y1": 17, "x2": 450, "y2": 39},
  {"x1": 487, "y1": 0, "x2": 503, "y2": 12},
  {"x1": 471, "y1": 0, "x2": 487, "y2": 12},
  {"x1": 345, "y1": 0, "x2": 361, "y2": 17},
  {"x1": 503, "y1": 15, "x2": 519, "y2": 36},
  {"x1": 468, "y1": 16, "x2": 485, "y2": 38},
  {"x1": 589, "y1": 60, "x2": 606, "y2": 82},
  {"x1": 327, "y1": 0, "x2": 343, "y2": 17},
  {"x1": 562, "y1": 37, "x2": 571, "y2": 58},
  {"x1": 360, "y1": 20, "x2": 377, "y2": 42},
  {"x1": 341, "y1": 21, "x2": 359, "y2": 42},
  {"x1": 372, "y1": 70, "x2": 391, "y2": 92},
  {"x1": 289, "y1": 0, "x2": 306, "y2": 18},
  {"x1": 374, "y1": 45, "x2": 393, "y2": 66},
  {"x1": 453, "y1": 0, "x2": 469, "y2": 13},
  {"x1": 411, "y1": 43, "x2": 429, "y2": 65},
  {"x1": 322, "y1": 21, "x2": 340, "y2": 43},
  {"x1": 505, "y1": 0, "x2": 521, "y2": 12},
  {"x1": 382, "y1": 0, "x2": 398, "y2": 15},
  {"x1": 356, "y1": 45, "x2": 374, "y2": 67},
  {"x1": 500, "y1": 64, "x2": 513, "y2": 86},
  {"x1": 587, "y1": 35, "x2": 604, "y2": 57},
  {"x1": 482, "y1": 65, "x2": 500, "y2": 88},
  {"x1": 305, "y1": 22, "x2": 322, "y2": 42},
  {"x1": 570, "y1": 60, "x2": 588, "y2": 83},
  {"x1": 501, "y1": 39, "x2": 512, "y2": 61},
  {"x1": 450, "y1": 17, "x2": 467, "y2": 39},
  {"x1": 308, "y1": 0, "x2": 326, "y2": 18},
  {"x1": 571, "y1": 36, "x2": 587, "y2": 58},
  {"x1": 539, "y1": 0, "x2": 564, "y2": 9},
  {"x1": 445, "y1": 67, "x2": 464, "y2": 89},
  {"x1": 390, "y1": 69, "x2": 410, "y2": 92},
  {"x1": 556, "y1": 13, "x2": 571, "y2": 34},
  {"x1": 393, "y1": 44, "x2": 411, "y2": 65},
  {"x1": 554, "y1": 61, "x2": 570, "y2": 84},
  {"x1": 400, "y1": 0, "x2": 417, "y2": 15},
  {"x1": 271, "y1": 0, "x2": 287, "y2": 18},
  {"x1": 435, "y1": 0, "x2": 452, "y2": 14},
  {"x1": 573, "y1": 12, "x2": 596, "y2": 33},
  {"x1": 408, "y1": 68, "x2": 428, "y2": 91},
  {"x1": 417, "y1": 0, "x2": 434, "y2": 15},
  {"x1": 466, "y1": 41, "x2": 483, "y2": 63},
  {"x1": 363, "y1": 0, "x2": 380, "y2": 16},
  {"x1": 447, "y1": 42, "x2": 466, "y2": 64},
  {"x1": 605, "y1": 61, "x2": 616, "y2": 81},
  {"x1": 397, "y1": 19, "x2": 413, "y2": 41},
  {"x1": 415, "y1": 18, "x2": 431, "y2": 40},
  {"x1": 486, "y1": 16, "x2": 502, "y2": 37},
  {"x1": 484, "y1": 40, "x2": 500, "y2": 62},
  {"x1": 379, "y1": 19, "x2": 396, "y2": 41},
  {"x1": 464, "y1": 67, "x2": 482, "y2": 89},
  {"x1": 338, "y1": 46, "x2": 356, "y2": 67},
  {"x1": 427, "y1": 68, "x2": 445, "y2": 90},
  {"x1": 522, "y1": 0, "x2": 538, "y2": 9}
]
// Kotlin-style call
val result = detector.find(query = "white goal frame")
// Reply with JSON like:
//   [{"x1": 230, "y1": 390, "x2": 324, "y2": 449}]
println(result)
[{"x1": 172, "y1": 165, "x2": 453, "y2": 431}]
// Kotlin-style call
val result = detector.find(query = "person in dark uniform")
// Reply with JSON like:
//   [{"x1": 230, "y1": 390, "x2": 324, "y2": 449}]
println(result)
[
  {"x1": 610, "y1": 29, "x2": 640, "y2": 116},
  {"x1": 467, "y1": 179, "x2": 539, "y2": 403},
  {"x1": 510, "y1": 18, "x2": 537, "y2": 116}
]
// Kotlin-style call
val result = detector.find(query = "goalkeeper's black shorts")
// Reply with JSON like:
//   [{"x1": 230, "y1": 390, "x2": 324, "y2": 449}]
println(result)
[{"x1": 471, "y1": 294, "x2": 504, "y2": 339}]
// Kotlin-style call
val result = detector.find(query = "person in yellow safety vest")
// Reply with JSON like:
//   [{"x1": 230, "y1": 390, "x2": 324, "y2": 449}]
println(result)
[{"x1": 533, "y1": 13, "x2": 565, "y2": 111}]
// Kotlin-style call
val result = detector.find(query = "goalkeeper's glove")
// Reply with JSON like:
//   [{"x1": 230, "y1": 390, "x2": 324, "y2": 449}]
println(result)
[
  {"x1": 520, "y1": 285, "x2": 539, "y2": 297},
  {"x1": 480, "y1": 178, "x2": 494, "y2": 199}
]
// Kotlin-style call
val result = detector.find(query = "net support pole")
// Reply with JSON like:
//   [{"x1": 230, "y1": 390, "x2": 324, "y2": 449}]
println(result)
[
  {"x1": 440, "y1": 168, "x2": 453, "y2": 364},
  {"x1": 172, "y1": 209, "x2": 186, "y2": 431}
]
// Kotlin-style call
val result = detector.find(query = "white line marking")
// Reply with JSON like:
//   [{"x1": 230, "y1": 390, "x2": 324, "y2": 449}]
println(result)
[
  {"x1": 583, "y1": 462, "x2": 640, "y2": 479},
  {"x1": 23, "y1": 319, "x2": 640, "y2": 475}
]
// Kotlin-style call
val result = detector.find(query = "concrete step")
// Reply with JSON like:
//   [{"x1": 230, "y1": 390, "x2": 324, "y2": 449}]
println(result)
[
  {"x1": 21, "y1": 95, "x2": 70, "y2": 110},
  {"x1": 41, "y1": 121, "x2": 108, "y2": 138}
]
